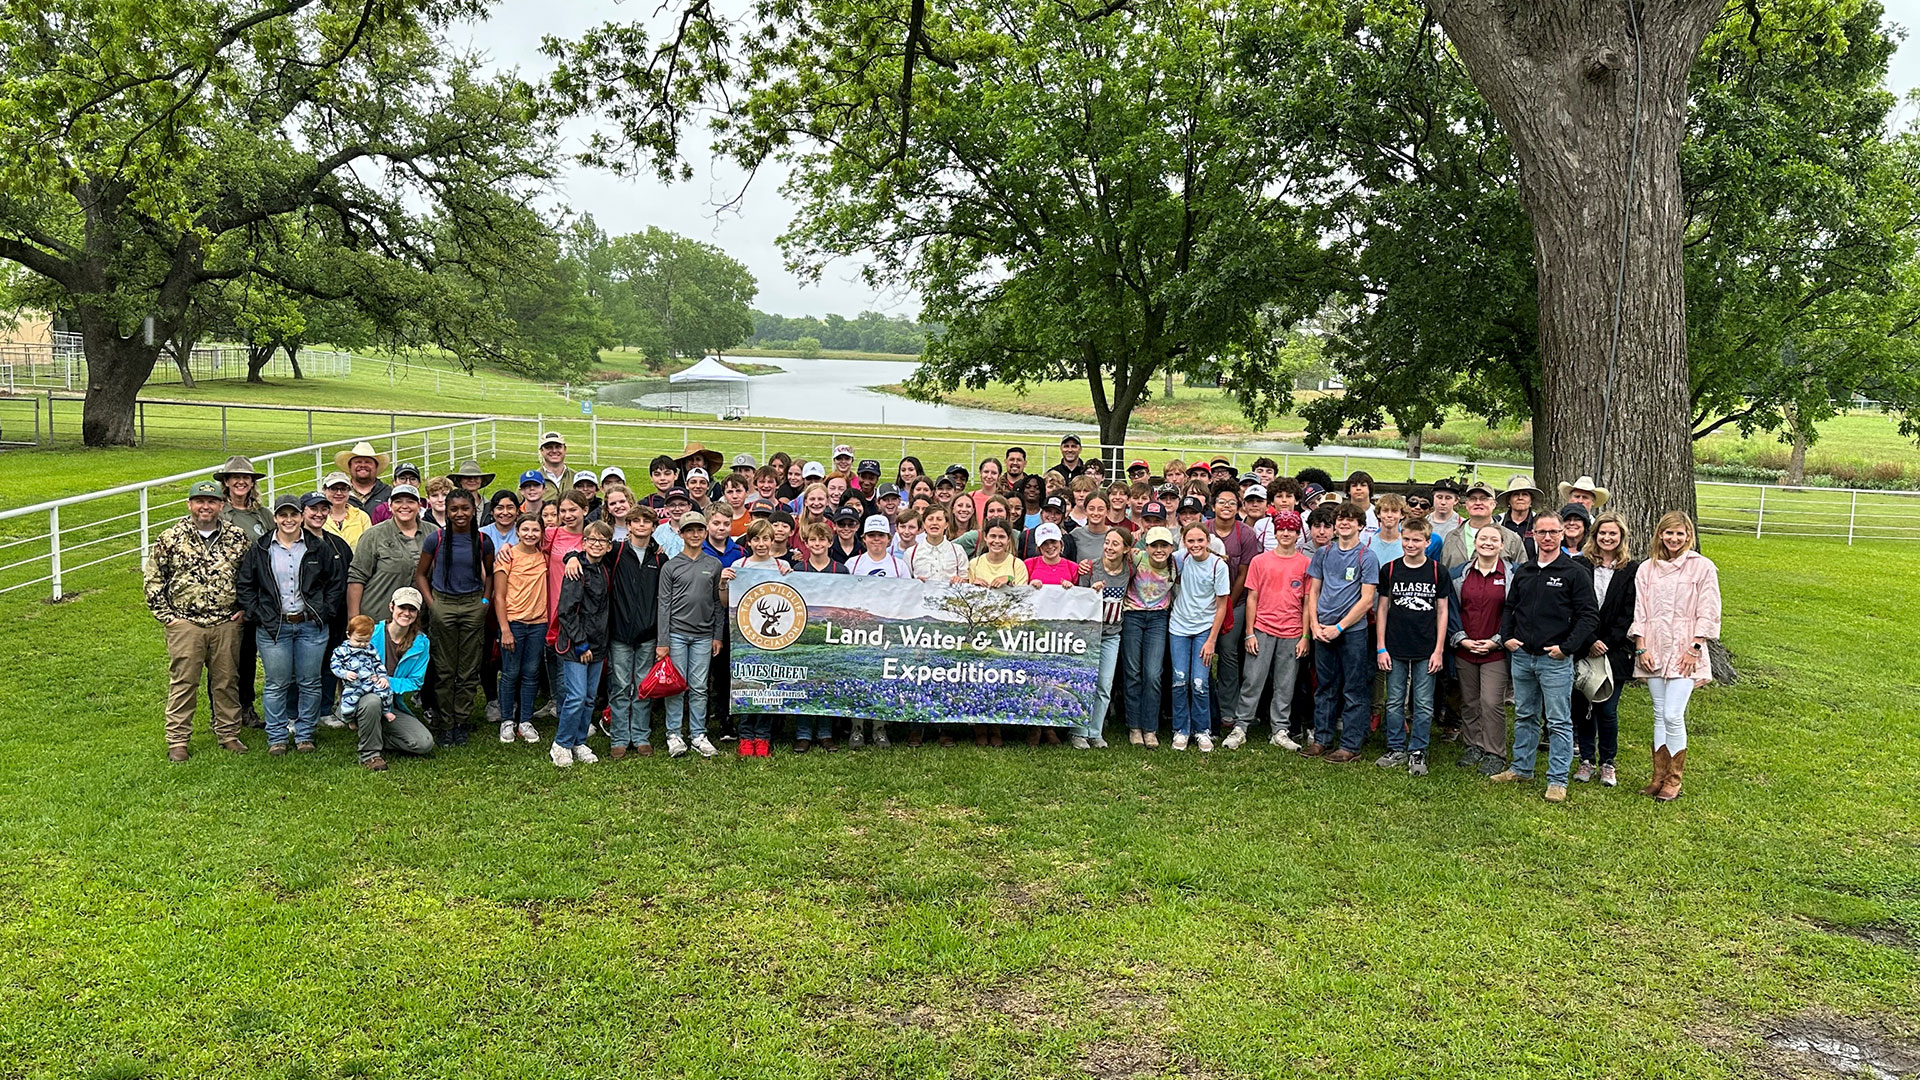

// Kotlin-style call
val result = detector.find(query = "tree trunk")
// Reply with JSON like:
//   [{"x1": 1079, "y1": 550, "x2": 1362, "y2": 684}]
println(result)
[
  {"x1": 1406, "y1": 426, "x2": 1423, "y2": 460},
  {"x1": 166, "y1": 335, "x2": 198, "y2": 388},
  {"x1": 247, "y1": 346, "x2": 276, "y2": 383},
  {"x1": 285, "y1": 344, "x2": 304, "y2": 379},
  {"x1": 77, "y1": 308, "x2": 159, "y2": 447},
  {"x1": 1435, "y1": 0, "x2": 1722, "y2": 543},
  {"x1": 1784, "y1": 403, "x2": 1808, "y2": 486}
]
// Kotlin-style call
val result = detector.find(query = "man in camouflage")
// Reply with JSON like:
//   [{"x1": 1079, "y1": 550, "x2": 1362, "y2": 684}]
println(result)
[{"x1": 143, "y1": 480, "x2": 252, "y2": 762}]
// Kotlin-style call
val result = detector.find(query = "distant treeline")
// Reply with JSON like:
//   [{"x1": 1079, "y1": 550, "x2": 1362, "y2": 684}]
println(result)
[{"x1": 749, "y1": 310, "x2": 931, "y2": 356}]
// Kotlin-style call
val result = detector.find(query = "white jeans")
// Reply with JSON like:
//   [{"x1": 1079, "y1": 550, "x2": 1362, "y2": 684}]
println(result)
[{"x1": 1648, "y1": 676, "x2": 1694, "y2": 752}]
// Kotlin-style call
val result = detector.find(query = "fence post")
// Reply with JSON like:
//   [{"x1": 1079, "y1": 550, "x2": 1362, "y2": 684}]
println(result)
[
  {"x1": 49, "y1": 506, "x2": 61, "y2": 600},
  {"x1": 265, "y1": 457, "x2": 275, "y2": 501},
  {"x1": 448, "y1": 428, "x2": 456, "y2": 471},
  {"x1": 489, "y1": 420, "x2": 497, "y2": 458},
  {"x1": 761, "y1": 430, "x2": 768, "y2": 461},
  {"x1": 46, "y1": 390, "x2": 53, "y2": 443},
  {"x1": 314, "y1": 447, "x2": 323, "y2": 488},
  {"x1": 34, "y1": 393, "x2": 41, "y2": 446},
  {"x1": 138, "y1": 401, "x2": 146, "y2": 447},
  {"x1": 307, "y1": 410, "x2": 314, "y2": 445},
  {"x1": 1755, "y1": 485, "x2": 1765, "y2": 538},
  {"x1": 1848, "y1": 490, "x2": 1858, "y2": 545},
  {"x1": 1341, "y1": 453, "x2": 1349, "y2": 479},
  {"x1": 138, "y1": 488, "x2": 150, "y2": 560},
  {"x1": 220, "y1": 406, "x2": 228, "y2": 454},
  {"x1": 591, "y1": 414, "x2": 599, "y2": 462}
]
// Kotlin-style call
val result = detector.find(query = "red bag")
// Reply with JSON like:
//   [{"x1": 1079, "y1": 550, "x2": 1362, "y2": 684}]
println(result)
[{"x1": 636, "y1": 654, "x2": 688, "y2": 700}]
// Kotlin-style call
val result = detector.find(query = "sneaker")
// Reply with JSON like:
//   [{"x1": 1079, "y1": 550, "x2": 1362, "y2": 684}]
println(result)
[
  {"x1": 486, "y1": 700, "x2": 501, "y2": 724},
  {"x1": 517, "y1": 722, "x2": 539, "y2": 744},
  {"x1": 242, "y1": 708, "x2": 265, "y2": 730},
  {"x1": 1128, "y1": 729, "x2": 1145, "y2": 746},
  {"x1": 1090, "y1": 737, "x2": 1109, "y2": 749},
  {"x1": 1271, "y1": 731, "x2": 1301, "y2": 751},
  {"x1": 691, "y1": 736, "x2": 718, "y2": 759},
  {"x1": 1325, "y1": 748, "x2": 1360, "y2": 764},
  {"x1": 1375, "y1": 750, "x2": 1409, "y2": 769},
  {"x1": 1477, "y1": 756, "x2": 1507, "y2": 776},
  {"x1": 1457, "y1": 746, "x2": 1484, "y2": 768},
  {"x1": 534, "y1": 701, "x2": 557, "y2": 721},
  {"x1": 1488, "y1": 768, "x2": 1527, "y2": 783},
  {"x1": 1070, "y1": 735, "x2": 1090, "y2": 750},
  {"x1": 849, "y1": 728, "x2": 866, "y2": 750},
  {"x1": 1545, "y1": 784, "x2": 1568, "y2": 803},
  {"x1": 1600, "y1": 763, "x2": 1618, "y2": 787},
  {"x1": 1408, "y1": 751, "x2": 1429, "y2": 776},
  {"x1": 549, "y1": 742, "x2": 573, "y2": 768},
  {"x1": 757, "y1": 738, "x2": 773, "y2": 757},
  {"x1": 499, "y1": 721, "x2": 516, "y2": 744},
  {"x1": 1222, "y1": 726, "x2": 1246, "y2": 750},
  {"x1": 571, "y1": 744, "x2": 598, "y2": 764},
  {"x1": 1574, "y1": 760, "x2": 1595, "y2": 783},
  {"x1": 1143, "y1": 732, "x2": 1160, "y2": 749},
  {"x1": 322, "y1": 714, "x2": 347, "y2": 729},
  {"x1": 1171, "y1": 733, "x2": 1190, "y2": 751},
  {"x1": 1196, "y1": 733, "x2": 1215, "y2": 753},
  {"x1": 873, "y1": 728, "x2": 891, "y2": 749},
  {"x1": 667, "y1": 734, "x2": 688, "y2": 758}
]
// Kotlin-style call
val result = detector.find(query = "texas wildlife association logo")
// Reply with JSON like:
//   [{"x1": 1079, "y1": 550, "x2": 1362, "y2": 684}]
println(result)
[{"x1": 736, "y1": 580, "x2": 807, "y2": 650}]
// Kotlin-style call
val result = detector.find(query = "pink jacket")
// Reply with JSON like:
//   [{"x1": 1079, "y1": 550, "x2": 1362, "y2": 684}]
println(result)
[{"x1": 1630, "y1": 550, "x2": 1722, "y2": 683}]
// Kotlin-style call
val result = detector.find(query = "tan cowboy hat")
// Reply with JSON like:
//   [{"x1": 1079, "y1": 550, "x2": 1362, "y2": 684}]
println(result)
[
  {"x1": 1495, "y1": 473, "x2": 1543, "y2": 508},
  {"x1": 675, "y1": 443, "x2": 725, "y2": 476},
  {"x1": 332, "y1": 440, "x2": 391, "y2": 474},
  {"x1": 1557, "y1": 474, "x2": 1612, "y2": 508},
  {"x1": 211, "y1": 455, "x2": 266, "y2": 481},
  {"x1": 448, "y1": 459, "x2": 497, "y2": 486}
]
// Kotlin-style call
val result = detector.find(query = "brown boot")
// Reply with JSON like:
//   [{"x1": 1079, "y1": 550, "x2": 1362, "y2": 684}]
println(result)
[
  {"x1": 1655, "y1": 749, "x2": 1684, "y2": 802},
  {"x1": 1641, "y1": 747, "x2": 1670, "y2": 797}
]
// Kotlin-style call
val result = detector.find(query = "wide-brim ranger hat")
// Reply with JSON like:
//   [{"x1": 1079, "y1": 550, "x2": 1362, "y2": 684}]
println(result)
[
  {"x1": 448, "y1": 459, "x2": 496, "y2": 487},
  {"x1": 332, "y1": 441, "x2": 390, "y2": 474},
  {"x1": 1557, "y1": 474, "x2": 1612, "y2": 508},
  {"x1": 1496, "y1": 473, "x2": 1544, "y2": 509},
  {"x1": 1575, "y1": 655, "x2": 1615, "y2": 704},
  {"x1": 212, "y1": 455, "x2": 266, "y2": 481},
  {"x1": 675, "y1": 443, "x2": 725, "y2": 476}
]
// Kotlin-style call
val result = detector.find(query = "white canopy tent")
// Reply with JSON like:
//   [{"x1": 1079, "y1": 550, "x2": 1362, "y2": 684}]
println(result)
[{"x1": 667, "y1": 356, "x2": 751, "y2": 419}]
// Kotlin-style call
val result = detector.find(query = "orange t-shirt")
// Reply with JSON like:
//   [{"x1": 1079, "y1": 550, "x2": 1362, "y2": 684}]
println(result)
[{"x1": 496, "y1": 544, "x2": 550, "y2": 625}]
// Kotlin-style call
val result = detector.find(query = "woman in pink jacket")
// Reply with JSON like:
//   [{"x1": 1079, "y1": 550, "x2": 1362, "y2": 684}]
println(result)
[{"x1": 1631, "y1": 511, "x2": 1722, "y2": 802}]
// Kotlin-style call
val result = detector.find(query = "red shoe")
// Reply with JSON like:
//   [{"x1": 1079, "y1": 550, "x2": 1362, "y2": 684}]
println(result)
[{"x1": 757, "y1": 738, "x2": 772, "y2": 757}]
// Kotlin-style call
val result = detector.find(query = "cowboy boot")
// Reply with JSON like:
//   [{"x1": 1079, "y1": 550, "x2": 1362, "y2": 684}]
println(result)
[
  {"x1": 1655, "y1": 749, "x2": 1684, "y2": 802},
  {"x1": 1640, "y1": 746, "x2": 1669, "y2": 797}
]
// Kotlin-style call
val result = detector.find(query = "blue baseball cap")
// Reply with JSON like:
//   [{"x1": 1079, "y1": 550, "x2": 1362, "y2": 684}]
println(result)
[{"x1": 518, "y1": 470, "x2": 546, "y2": 488}]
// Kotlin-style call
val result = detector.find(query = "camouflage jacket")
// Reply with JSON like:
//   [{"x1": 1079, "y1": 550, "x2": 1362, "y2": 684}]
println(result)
[{"x1": 143, "y1": 519, "x2": 250, "y2": 626}]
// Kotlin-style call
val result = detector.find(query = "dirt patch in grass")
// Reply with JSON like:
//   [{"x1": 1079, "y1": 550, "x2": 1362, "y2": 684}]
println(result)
[
  {"x1": 1813, "y1": 919, "x2": 1918, "y2": 952},
  {"x1": 1697, "y1": 1011, "x2": 1920, "y2": 1078}
]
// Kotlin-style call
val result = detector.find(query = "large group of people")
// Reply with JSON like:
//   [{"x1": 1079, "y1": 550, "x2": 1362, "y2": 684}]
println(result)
[{"x1": 145, "y1": 431, "x2": 1722, "y2": 801}]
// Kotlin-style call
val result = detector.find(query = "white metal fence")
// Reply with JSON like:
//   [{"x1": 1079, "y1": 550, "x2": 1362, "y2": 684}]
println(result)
[{"x1": 0, "y1": 419, "x2": 488, "y2": 600}]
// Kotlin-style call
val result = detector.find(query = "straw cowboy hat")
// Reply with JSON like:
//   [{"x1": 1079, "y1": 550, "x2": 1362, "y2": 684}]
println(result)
[
  {"x1": 448, "y1": 459, "x2": 497, "y2": 487},
  {"x1": 332, "y1": 440, "x2": 390, "y2": 474},
  {"x1": 211, "y1": 455, "x2": 266, "y2": 481},
  {"x1": 675, "y1": 443, "x2": 725, "y2": 476},
  {"x1": 1557, "y1": 474, "x2": 1612, "y2": 508},
  {"x1": 1495, "y1": 473, "x2": 1543, "y2": 509}
]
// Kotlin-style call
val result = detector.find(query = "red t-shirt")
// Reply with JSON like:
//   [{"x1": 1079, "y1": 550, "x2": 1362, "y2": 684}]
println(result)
[{"x1": 1245, "y1": 550, "x2": 1310, "y2": 638}]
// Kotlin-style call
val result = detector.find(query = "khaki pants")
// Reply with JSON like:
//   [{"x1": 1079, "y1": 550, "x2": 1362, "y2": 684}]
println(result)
[
  {"x1": 165, "y1": 619, "x2": 243, "y2": 747},
  {"x1": 1456, "y1": 656, "x2": 1509, "y2": 759}
]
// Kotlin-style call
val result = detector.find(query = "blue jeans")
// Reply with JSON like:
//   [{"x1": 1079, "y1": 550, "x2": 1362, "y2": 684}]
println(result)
[
  {"x1": 497, "y1": 621, "x2": 546, "y2": 725},
  {"x1": 1084, "y1": 633, "x2": 1122, "y2": 739},
  {"x1": 1169, "y1": 632, "x2": 1212, "y2": 737},
  {"x1": 556, "y1": 654, "x2": 603, "y2": 749},
  {"x1": 1313, "y1": 629, "x2": 1373, "y2": 751},
  {"x1": 664, "y1": 633, "x2": 713, "y2": 741},
  {"x1": 258, "y1": 619, "x2": 327, "y2": 746},
  {"x1": 608, "y1": 639, "x2": 652, "y2": 748},
  {"x1": 1384, "y1": 658, "x2": 1436, "y2": 753},
  {"x1": 792, "y1": 714, "x2": 831, "y2": 742},
  {"x1": 1121, "y1": 610, "x2": 1169, "y2": 732},
  {"x1": 1509, "y1": 650, "x2": 1575, "y2": 783}
]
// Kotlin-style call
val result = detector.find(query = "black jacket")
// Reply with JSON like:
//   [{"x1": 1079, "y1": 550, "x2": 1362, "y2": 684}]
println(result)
[
  {"x1": 555, "y1": 550, "x2": 611, "y2": 656},
  {"x1": 237, "y1": 529, "x2": 349, "y2": 639},
  {"x1": 608, "y1": 538, "x2": 669, "y2": 647},
  {"x1": 1498, "y1": 551, "x2": 1598, "y2": 656}
]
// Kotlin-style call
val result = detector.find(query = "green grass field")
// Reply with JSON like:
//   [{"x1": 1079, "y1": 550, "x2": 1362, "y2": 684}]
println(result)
[{"x1": 0, "y1": 534, "x2": 1914, "y2": 1079}]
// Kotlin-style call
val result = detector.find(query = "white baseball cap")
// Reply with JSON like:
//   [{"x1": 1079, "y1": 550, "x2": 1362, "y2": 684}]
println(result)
[
  {"x1": 573, "y1": 470, "x2": 599, "y2": 486},
  {"x1": 863, "y1": 515, "x2": 892, "y2": 536},
  {"x1": 1244, "y1": 483, "x2": 1268, "y2": 500},
  {"x1": 1035, "y1": 522, "x2": 1063, "y2": 545},
  {"x1": 832, "y1": 444, "x2": 855, "y2": 459},
  {"x1": 801, "y1": 461, "x2": 826, "y2": 479}
]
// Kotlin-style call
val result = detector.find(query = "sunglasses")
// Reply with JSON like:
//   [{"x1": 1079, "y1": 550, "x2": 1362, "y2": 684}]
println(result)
[{"x1": 1405, "y1": 499, "x2": 1431, "y2": 510}]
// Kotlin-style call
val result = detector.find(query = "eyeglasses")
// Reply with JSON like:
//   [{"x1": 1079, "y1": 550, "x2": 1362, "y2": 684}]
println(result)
[{"x1": 1533, "y1": 528, "x2": 1563, "y2": 537}]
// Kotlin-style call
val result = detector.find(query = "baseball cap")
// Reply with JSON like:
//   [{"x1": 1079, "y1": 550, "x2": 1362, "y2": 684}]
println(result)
[
  {"x1": 517, "y1": 469, "x2": 545, "y2": 488},
  {"x1": 1273, "y1": 510, "x2": 1303, "y2": 531},
  {"x1": 1060, "y1": 433, "x2": 1081, "y2": 446},
  {"x1": 1140, "y1": 500, "x2": 1168, "y2": 519},
  {"x1": 1244, "y1": 483, "x2": 1268, "y2": 500},
  {"x1": 1177, "y1": 496, "x2": 1205, "y2": 515},
  {"x1": 801, "y1": 461, "x2": 826, "y2": 479},
  {"x1": 945, "y1": 463, "x2": 969, "y2": 478},
  {"x1": 1464, "y1": 479, "x2": 1498, "y2": 499},
  {"x1": 187, "y1": 479, "x2": 224, "y2": 499},
  {"x1": 389, "y1": 484, "x2": 421, "y2": 500},
  {"x1": 272, "y1": 493, "x2": 303, "y2": 513},
  {"x1": 876, "y1": 483, "x2": 901, "y2": 499},
  {"x1": 835, "y1": 506, "x2": 862, "y2": 523},
  {"x1": 832, "y1": 444, "x2": 854, "y2": 459},
  {"x1": 678, "y1": 511, "x2": 708, "y2": 532},
  {"x1": 858, "y1": 458, "x2": 882, "y2": 475},
  {"x1": 1128, "y1": 460, "x2": 1149, "y2": 472},
  {"x1": 300, "y1": 492, "x2": 331, "y2": 510},
  {"x1": 1143, "y1": 526, "x2": 1176, "y2": 547},
  {"x1": 663, "y1": 486, "x2": 691, "y2": 504},
  {"x1": 1035, "y1": 522, "x2": 1063, "y2": 544},
  {"x1": 934, "y1": 474, "x2": 956, "y2": 489},
  {"x1": 863, "y1": 515, "x2": 892, "y2": 536},
  {"x1": 732, "y1": 453, "x2": 757, "y2": 468},
  {"x1": 686, "y1": 466, "x2": 710, "y2": 480},
  {"x1": 574, "y1": 470, "x2": 599, "y2": 486},
  {"x1": 393, "y1": 462, "x2": 422, "y2": 480},
  {"x1": 539, "y1": 431, "x2": 565, "y2": 447},
  {"x1": 749, "y1": 499, "x2": 776, "y2": 515},
  {"x1": 1043, "y1": 495, "x2": 1067, "y2": 513},
  {"x1": 391, "y1": 586, "x2": 424, "y2": 609},
  {"x1": 1299, "y1": 482, "x2": 1326, "y2": 506},
  {"x1": 321, "y1": 471, "x2": 351, "y2": 489},
  {"x1": 601, "y1": 466, "x2": 626, "y2": 483}
]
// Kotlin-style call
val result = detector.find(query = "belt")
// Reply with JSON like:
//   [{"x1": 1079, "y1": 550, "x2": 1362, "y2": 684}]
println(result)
[{"x1": 281, "y1": 612, "x2": 308, "y2": 623}]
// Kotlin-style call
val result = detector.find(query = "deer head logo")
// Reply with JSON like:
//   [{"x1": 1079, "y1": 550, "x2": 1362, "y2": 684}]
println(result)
[
  {"x1": 736, "y1": 580, "x2": 807, "y2": 650},
  {"x1": 755, "y1": 595, "x2": 792, "y2": 637}
]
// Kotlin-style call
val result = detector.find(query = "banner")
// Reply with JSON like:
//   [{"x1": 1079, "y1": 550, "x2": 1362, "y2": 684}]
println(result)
[{"x1": 726, "y1": 568, "x2": 1101, "y2": 727}]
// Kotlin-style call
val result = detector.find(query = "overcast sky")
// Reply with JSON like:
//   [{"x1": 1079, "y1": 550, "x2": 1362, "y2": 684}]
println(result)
[{"x1": 457, "y1": 0, "x2": 1920, "y2": 320}]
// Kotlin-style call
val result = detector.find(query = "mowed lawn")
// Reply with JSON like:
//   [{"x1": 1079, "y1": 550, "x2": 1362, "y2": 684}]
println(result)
[{"x1": 0, "y1": 535, "x2": 1915, "y2": 1080}]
